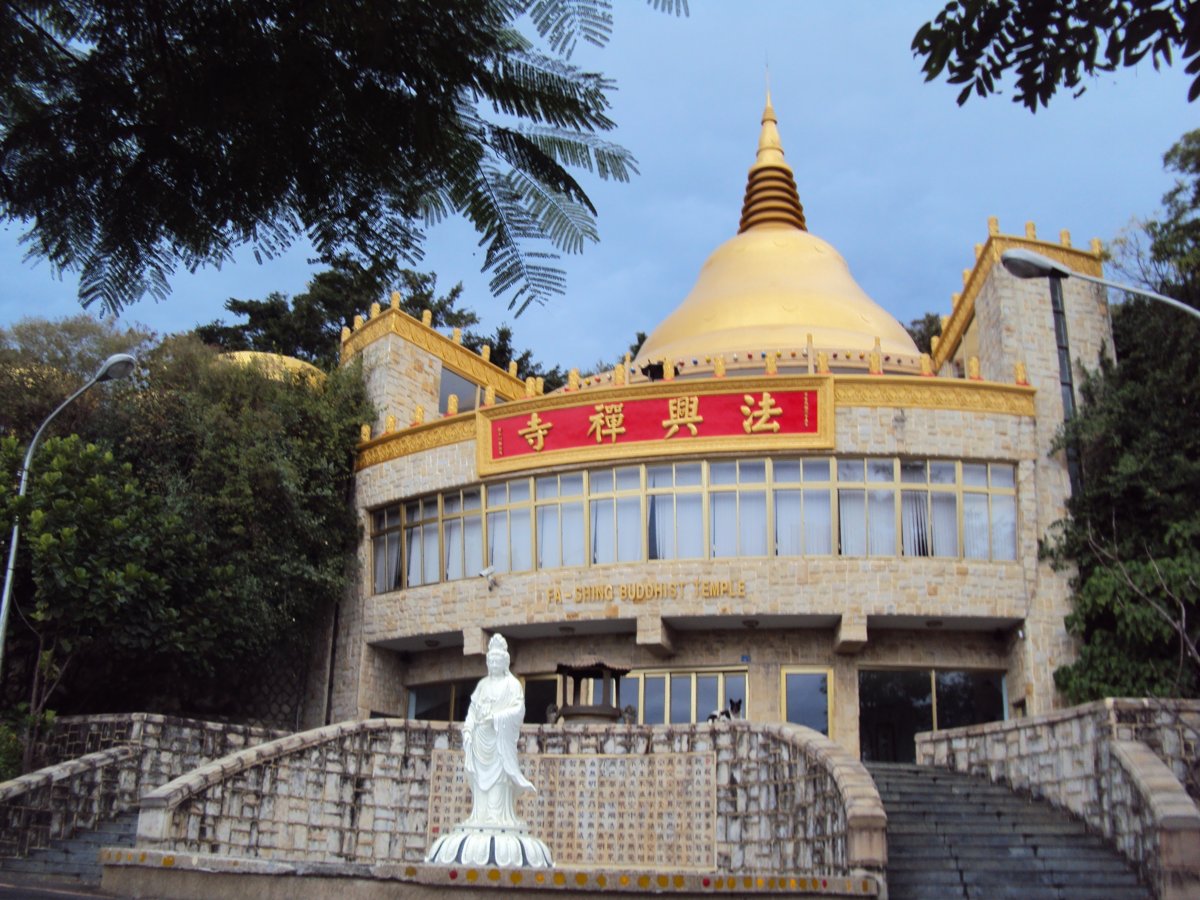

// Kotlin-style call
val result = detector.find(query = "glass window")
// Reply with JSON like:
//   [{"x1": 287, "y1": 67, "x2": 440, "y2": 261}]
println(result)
[
  {"x1": 710, "y1": 492, "x2": 738, "y2": 557},
  {"x1": 523, "y1": 678, "x2": 559, "y2": 725},
  {"x1": 784, "y1": 670, "x2": 830, "y2": 735},
  {"x1": 670, "y1": 674, "x2": 692, "y2": 723},
  {"x1": 858, "y1": 669, "x2": 934, "y2": 764},
  {"x1": 696, "y1": 674, "x2": 719, "y2": 719},
  {"x1": 643, "y1": 675, "x2": 666, "y2": 724},
  {"x1": 839, "y1": 489, "x2": 867, "y2": 556},
  {"x1": 439, "y1": 368, "x2": 480, "y2": 415},
  {"x1": 935, "y1": 670, "x2": 1005, "y2": 731}
]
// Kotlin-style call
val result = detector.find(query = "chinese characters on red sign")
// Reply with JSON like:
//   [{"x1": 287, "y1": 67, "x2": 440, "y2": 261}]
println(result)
[{"x1": 490, "y1": 389, "x2": 818, "y2": 460}]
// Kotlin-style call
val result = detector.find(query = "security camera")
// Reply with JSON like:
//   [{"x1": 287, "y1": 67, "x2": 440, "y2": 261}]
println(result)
[{"x1": 479, "y1": 566, "x2": 497, "y2": 591}]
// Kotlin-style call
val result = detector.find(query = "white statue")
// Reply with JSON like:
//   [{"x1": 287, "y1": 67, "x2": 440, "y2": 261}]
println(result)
[{"x1": 426, "y1": 634, "x2": 553, "y2": 868}]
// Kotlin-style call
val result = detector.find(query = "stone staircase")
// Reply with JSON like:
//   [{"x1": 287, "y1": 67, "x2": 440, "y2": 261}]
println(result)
[
  {"x1": 868, "y1": 762, "x2": 1151, "y2": 900},
  {"x1": 0, "y1": 810, "x2": 137, "y2": 887}
]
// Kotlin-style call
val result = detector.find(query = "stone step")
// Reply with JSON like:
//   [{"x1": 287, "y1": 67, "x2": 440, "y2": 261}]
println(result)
[
  {"x1": 0, "y1": 810, "x2": 137, "y2": 887},
  {"x1": 867, "y1": 763, "x2": 1152, "y2": 900}
]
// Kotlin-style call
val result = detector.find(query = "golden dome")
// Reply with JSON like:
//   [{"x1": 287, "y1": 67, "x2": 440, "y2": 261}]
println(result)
[{"x1": 637, "y1": 95, "x2": 918, "y2": 369}]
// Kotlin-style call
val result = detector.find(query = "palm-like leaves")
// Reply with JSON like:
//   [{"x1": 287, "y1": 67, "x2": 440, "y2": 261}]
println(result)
[{"x1": 0, "y1": 0, "x2": 682, "y2": 316}]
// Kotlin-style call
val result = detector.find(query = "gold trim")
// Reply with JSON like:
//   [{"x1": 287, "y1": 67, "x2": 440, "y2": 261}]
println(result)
[
  {"x1": 475, "y1": 376, "x2": 836, "y2": 477},
  {"x1": 354, "y1": 374, "x2": 1035, "y2": 471},
  {"x1": 355, "y1": 416, "x2": 474, "y2": 471},
  {"x1": 340, "y1": 307, "x2": 526, "y2": 400},
  {"x1": 933, "y1": 234, "x2": 1104, "y2": 371},
  {"x1": 834, "y1": 376, "x2": 1036, "y2": 416}
]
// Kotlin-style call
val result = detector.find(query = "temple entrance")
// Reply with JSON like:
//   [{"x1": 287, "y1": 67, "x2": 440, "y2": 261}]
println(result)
[{"x1": 858, "y1": 668, "x2": 1005, "y2": 763}]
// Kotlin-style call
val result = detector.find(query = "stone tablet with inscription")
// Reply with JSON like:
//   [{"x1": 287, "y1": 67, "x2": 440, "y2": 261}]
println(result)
[{"x1": 428, "y1": 751, "x2": 716, "y2": 870}]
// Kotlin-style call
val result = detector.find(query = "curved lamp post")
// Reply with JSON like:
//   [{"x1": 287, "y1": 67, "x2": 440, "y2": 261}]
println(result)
[
  {"x1": 0, "y1": 353, "x2": 137, "y2": 678},
  {"x1": 1001, "y1": 248, "x2": 1200, "y2": 322}
]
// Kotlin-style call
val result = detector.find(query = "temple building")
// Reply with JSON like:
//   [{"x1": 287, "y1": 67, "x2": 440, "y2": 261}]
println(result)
[{"x1": 320, "y1": 96, "x2": 1112, "y2": 764}]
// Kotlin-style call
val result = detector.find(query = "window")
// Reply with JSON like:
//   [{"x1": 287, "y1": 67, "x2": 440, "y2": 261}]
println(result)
[
  {"x1": 782, "y1": 668, "x2": 832, "y2": 736},
  {"x1": 403, "y1": 498, "x2": 439, "y2": 587},
  {"x1": 616, "y1": 669, "x2": 746, "y2": 724},
  {"x1": 858, "y1": 667, "x2": 1007, "y2": 763},
  {"x1": 439, "y1": 367, "x2": 482, "y2": 415},
  {"x1": 371, "y1": 506, "x2": 403, "y2": 593},
  {"x1": 369, "y1": 457, "x2": 1021, "y2": 591},
  {"x1": 407, "y1": 678, "x2": 477, "y2": 721},
  {"x1": 442, "y1": 488, "x2": 483, "y2": 581}
]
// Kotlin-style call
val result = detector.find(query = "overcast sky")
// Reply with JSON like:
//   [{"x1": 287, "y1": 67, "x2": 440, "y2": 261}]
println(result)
[{"x1": 1, "y1": 2, "x2": 1195, "y2": 371}]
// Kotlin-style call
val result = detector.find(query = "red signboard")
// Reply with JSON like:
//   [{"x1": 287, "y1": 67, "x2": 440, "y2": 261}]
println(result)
[{"x1": 490, "y1": 388, "x2": 820, "y2": 461}]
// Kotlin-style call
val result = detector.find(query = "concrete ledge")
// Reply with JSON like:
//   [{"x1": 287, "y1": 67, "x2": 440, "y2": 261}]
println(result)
[{"x1": 101, "y1": 848, "x2": 882, "y2": 898}]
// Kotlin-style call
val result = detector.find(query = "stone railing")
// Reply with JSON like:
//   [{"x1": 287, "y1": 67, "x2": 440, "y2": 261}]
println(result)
[
  {"x1": 0, "y1": 713, "x2": 285, "y2": 859},
  {"x1": 916, "y1": 698, "x2": 1200, "y2": 900},
  {"x1": 137, "y1": 719, "x2": 886, "y2": 880}
]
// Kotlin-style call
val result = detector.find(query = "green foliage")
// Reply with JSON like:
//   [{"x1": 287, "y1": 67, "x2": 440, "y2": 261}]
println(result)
[
  {"x1": 904, "y1": 312, "x2": 942, "y2": 355},
  {"x1": 0, "y1": 326, "x2": 371, "y2": 718},
  {"x1": 0, "y1": 1, "x2": 687, "y2": 316},
  {"x1": 196, "y1": 254, "x2": 400, "y2": 370},
  {"x1": 0, "y1": 316, "x2": 154, "y2": 439},
  {"x1": 913, "y1": 0, "x2": 1200, "y2": 110},
  {"x1": 1050, "y1": 129, "x2": 1200, "y2": 701}
]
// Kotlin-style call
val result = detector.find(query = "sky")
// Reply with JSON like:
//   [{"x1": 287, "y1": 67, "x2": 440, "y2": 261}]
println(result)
[{"x1": 1, "y1": 2, "x2": 1196, "y2": 372}]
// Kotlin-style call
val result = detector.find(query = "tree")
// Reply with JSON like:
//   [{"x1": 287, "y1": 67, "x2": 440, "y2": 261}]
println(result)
[
  {"x1": 0, "y1": 1, "x2": 685, "y2": 317},
  {"x1": 196, "y1": 254, "x2": 402, "y2": 369},
  {"x1": 198, "y1": 258, "x2": 567, "y2": 386},
  {"x1": 913, "y1": 0, "x2": 1200, "y2": 110},
  {"x1": 0, "y1": 324, "x2": 372, "y2": 730},
  {"x1": 0, "y1": 315, "x2": 154, "y2": 439},
  {"x1": 904, "y1": 312, "x2": 942, "y2": 354},
  {"x1": 0, "y1": 435, "x2": 166, "y2": 769},
  {"x1": 1049, "y1": 129, "x2": 1200, "y2": 701}
]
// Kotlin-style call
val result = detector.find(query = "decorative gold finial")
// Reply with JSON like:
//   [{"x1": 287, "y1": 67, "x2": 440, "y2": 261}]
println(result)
[
  {"x1": 962, "y1": 270, "x2": 971, "y2": 287},
  {"x1": 816, "y1": 351, "x2": 830, "y2": 375},
  {"x1": 481, "y1": 344, "x2": 491, "y2": 362},
  {"x1": 370, "y1": 302, "x2": 381, "y2": 318},
  {"x1": 920, "y1": 353, "x2": 934, "y2": 376},
  {"x1": 421, "y1": 309, "x2": 433, "y2": 327},
  {"x1": 765, "y1": 352, "x2": 777, "y2": 375},
  {"x1": 1059, "y1": 229, "x2": 1071, "y2": 247},
  {"x1": 1015, "y1": 361, "x2": 1029, "y2": 385},
  {"x1": 384, "y1": 414, "x2": 396, "y2": 433},
  {"x1": 567, "y1": 369, "x2": 580, "y2": 391},
  {"x1": 806, "y1": 333, "x2": 815, "y2": 374},
  {"x1": 451, "y1": 327, "x2": 462, "y2": 345},
  {"x1": 525, "y1": 377, "x2": 536, "y2": 397},
  {"x1": 446, "y1": 394, "x2": 459, "y2": 416},
  {"x1": 413, "y1": 406, "x2": 425, "y2": 426},
  {"x1": 974, "y1": 243, "x2": 983, "y2": 260},
  {"x1": 662, "y1": 359, "x2": 675, "y2": 381},
  {"x1": 968, "y1": 356, "x2": 981, "y2": 380},
  {"x1": 714, "y1": 355, "x2": 726, "y2": 378},
  {"x1": 508, "y1": 361, "x2": 519, "y2": 378},
  {"x1": 390, "y1": 290, "x2": 401, "y2": 309},
  {"x1": 359, "y1": 423, "x2": 371, "y2": 442},
  {"x1": 1090, "y1": 237, "x2": 1103, "y2": 255},
  {"x1": 987, "y1": 216, "x2": 999, "y2": 236},
  {"x1": 341, "y1": 326, "x2": 351, "y2": 343},
  {"x1": 613, "y1": 364, "x2": 626, "y2": 386},
  {"x1": 483, "y1": 385, "x2": 496, "y2": 407},
  {"x1": 931, "y1": 335, "x2": 941, "y2": 354},
  {"x1": 1025, "y1": 221, "x2": 1037, "y2": 239},
  {"x1": 737, "y1": 93, "x2": 807, "y2": 233},
  {"x1": 535, "y1": 376, "x2": 545, "y2": 394},
  {"x1": 952, "y1": 292, "x2": 961, "y2": 308},
  {"x1": 868, "y1": 338, "x2": 883, "y2": 375},
  {"x1": 353, "y1": 314, "x2": 364, "y2": 330}
]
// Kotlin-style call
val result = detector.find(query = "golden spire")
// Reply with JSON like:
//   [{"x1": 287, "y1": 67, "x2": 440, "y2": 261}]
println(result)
[{"x1": 737, "y1": 92, "x2": 807, "y2": 233}]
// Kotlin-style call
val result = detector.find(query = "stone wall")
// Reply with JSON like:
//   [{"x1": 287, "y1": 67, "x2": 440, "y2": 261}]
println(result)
[
  {"x1": 137, "y1": 719, "x2": 886, "y2": 882},
  {"x1": 915, "y1": 698, "x2": 1200, "y2": 900},
  {"x1": 1, "y1": 714, "x2": 285, "y2": 860}
]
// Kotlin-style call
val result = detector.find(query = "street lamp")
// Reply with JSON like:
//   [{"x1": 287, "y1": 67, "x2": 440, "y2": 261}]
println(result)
[
  {"x1": 0, "y1": 353, "x2": 138, "y2": 678},
  {"x1": 1001, "y1": 248, "x2": 1200, "y2": 322}
]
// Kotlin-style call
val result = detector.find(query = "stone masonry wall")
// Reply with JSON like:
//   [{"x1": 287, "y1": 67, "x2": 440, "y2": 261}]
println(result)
[
  {"x1": 137, "y1": 719, "x2": 886, "y2": 879},
  {"x1": 916, "y1": 698, "x2": 1200, "y2": 900}
]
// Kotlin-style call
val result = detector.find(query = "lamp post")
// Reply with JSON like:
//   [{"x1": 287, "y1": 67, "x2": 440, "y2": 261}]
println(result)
[
  {"x1": 1001, "y1": 248, "x2": 1200, "y2": 322},
  {"x1": 0, "y1": 353, "x2": 137, "y2": 678}
]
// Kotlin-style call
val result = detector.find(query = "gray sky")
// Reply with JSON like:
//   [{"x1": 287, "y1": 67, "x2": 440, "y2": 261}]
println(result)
[{"x1": 1, "y1": 2, "x2": 1195, "y2": 371}]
